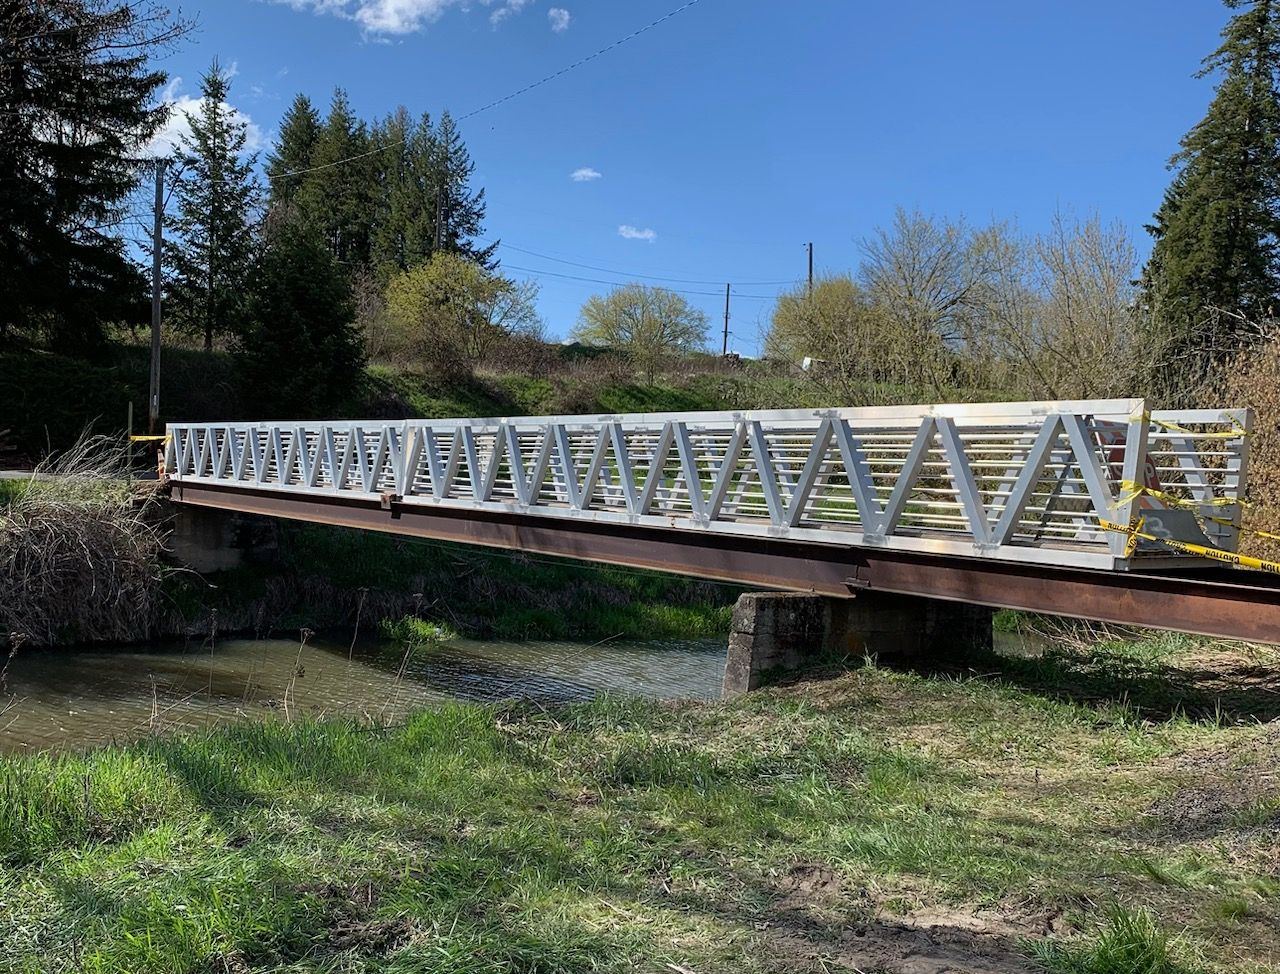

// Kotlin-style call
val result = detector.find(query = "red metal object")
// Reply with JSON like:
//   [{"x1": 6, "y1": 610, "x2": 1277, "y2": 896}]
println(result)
[{"x1": 172, "y1": 480, "x2": 1280, "y2": 645}]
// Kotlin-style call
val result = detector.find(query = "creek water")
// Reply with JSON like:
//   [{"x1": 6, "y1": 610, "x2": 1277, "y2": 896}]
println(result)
[
  {"x1": 0, "y1": 634, "x2": 728, "y2": 754},
  {"x1": 0, "y1": 629, "x2": 1040, "y2": 755}
]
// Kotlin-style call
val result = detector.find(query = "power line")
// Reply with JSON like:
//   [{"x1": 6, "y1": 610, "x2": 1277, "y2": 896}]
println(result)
[
  {"x1": 456, "y1": 0, "x2": 705, "y2": 122},
  {"x1": 492, "y1": 240, "x2": 794, "y2": 287},
  {"x1": 269, "y1": 0, "x2": 708, "y2": 182},
  {"x1": 500, "y1": 262, "x2": 777, "y2": 300}
]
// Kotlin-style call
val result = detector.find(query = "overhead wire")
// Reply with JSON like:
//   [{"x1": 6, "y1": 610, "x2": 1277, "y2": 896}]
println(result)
[
  {"x1": 268, "y1": 0, "x2": 707, "y2": 181},
  {"x1": 499, "y1": 262, "x2": 778, "y2": 300},
  {"x1": 490, "y1": 240, "x2": 795, "y2": 288}
]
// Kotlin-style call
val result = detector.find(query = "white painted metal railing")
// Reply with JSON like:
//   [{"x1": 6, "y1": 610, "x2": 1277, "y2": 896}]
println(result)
[{"x1": 166, "y1": 399, "x2": 1251, "y2": 571}]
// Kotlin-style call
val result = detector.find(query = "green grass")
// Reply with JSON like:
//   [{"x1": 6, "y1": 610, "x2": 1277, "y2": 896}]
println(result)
[
  {"x1": 1, "y1": 646, "x2": 1277, "y2": 973},
  {"x1": 1031, "y1": 906, "x2": 1196, "y2": 974},
  {"x1": 0, "y1": 478, "x2": 29, "y2": 507},
  {"x1": 265, "y1": 523, "x2": 738, "y2": 642},
  {"x1": 379, "y1": 616, "x2": 459, "y2": 644}
]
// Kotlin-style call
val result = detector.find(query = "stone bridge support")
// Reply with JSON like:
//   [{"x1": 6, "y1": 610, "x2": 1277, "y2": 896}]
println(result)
[{"x1": 722, "y1": 591, "x2": 993, "y2": 695}]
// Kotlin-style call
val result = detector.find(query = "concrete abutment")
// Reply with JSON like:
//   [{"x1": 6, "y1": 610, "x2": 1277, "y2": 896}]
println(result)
[{"x1": 722, "y1": 591, "x2": 993, "y2": 695}]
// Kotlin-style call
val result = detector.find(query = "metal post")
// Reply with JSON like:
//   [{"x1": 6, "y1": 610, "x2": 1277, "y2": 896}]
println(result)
[
  {"x1": 127, "y1": 401, "x2": 134, "y2": 480},
  {"x1": 148, "y1": 158, "x2": 166, "y2": 434},
  {"x1": 722, "y1": 283, "x2": 730, "y2": 356},
  {"x1": 807, "y1": 242, "x2": 814, "y2": 295}
]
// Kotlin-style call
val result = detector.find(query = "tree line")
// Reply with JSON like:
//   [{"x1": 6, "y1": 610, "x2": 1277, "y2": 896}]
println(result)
[
  {"x1": 162, "y1": 61, "x2": 502, "y2": 414},
  {"x1": 765, "y1": 0, "x2": 1280, "y2": 406},
  {"x1": 7, "y1": 0, "x2": 1280, "y2": 419}
]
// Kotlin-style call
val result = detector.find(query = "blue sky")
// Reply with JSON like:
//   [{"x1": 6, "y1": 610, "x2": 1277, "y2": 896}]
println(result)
[{"x1": 152, "y1": 0, "x2": 1231, "y2": 353}]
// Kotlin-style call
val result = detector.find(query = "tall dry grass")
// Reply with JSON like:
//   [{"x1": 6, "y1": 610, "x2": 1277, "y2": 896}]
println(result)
[
  {"x1": 1222, "y1": 338, "x2": 1280, "y2": 563},
  {"x1": 0, "y1": 435, "x2": 168, "y2": 647}
]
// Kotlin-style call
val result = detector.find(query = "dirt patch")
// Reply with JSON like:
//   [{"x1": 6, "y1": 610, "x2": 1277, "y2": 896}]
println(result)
[
  {"x1": 1147, "y1": 783, "x2": 1280, "y2": 840},
  {"x1": 773, "y1": 863, "x2": 845, "y2": 913},
  {"x1": 328, "y1": 915, "x2": 414, "y2": 954},
  {"x1": 764, "y1": 913, "x2": 1042, "y2": 974},
  {"x1": 762, "y1": 863, "x2": 1046, "y2": 972}
]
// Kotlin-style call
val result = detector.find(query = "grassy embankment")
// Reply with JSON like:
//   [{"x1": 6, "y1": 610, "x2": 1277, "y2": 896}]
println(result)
[
  {"x1": 178, "y1": 522, "x2": 738, "y2": 643},
  {"x1": 0, "y1": 632, "x2": 1277, "y2": 973}
]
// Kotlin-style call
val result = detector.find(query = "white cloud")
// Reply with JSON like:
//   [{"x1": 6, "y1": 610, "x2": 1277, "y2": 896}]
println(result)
[
  {"x1": 490, "y1": 0, "x2": 532, "y2": 27},
  {"x1": 571, "y1": 166, "x2": 601, "y2": 182},
  {"x1": 548, "y1": 7, "x2": 570, "y2": 31},
  {"x1": 618, "y1": 225, "x2": 657, "y2": 243},
  {"x1": 273, "y1": 0, "x2": 544, "y2": 35},
  {"x1": 144, "y1": 82, "x2": 264, "y2": 158}
]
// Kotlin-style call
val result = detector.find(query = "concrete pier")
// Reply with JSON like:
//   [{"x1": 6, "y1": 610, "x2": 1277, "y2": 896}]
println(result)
[{"x1": 723, "y1": 591, "x2": 993, "y2": 695}]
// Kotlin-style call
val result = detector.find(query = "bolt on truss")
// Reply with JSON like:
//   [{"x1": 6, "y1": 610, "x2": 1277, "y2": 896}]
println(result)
[{"x1": 166, "y1": 398, "x2": 1251, "y2": 572}]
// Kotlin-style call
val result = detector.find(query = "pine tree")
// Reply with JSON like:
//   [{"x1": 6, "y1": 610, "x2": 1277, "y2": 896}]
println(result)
[
  {"x1": 369, "y1": 108, "x2": 438, "y2": 278},
  {"x1": 296, "y1": 89, "x2": 373, "y2": 267},
  {"x1": 432, "y1": 112, "x2": 497, "y2": 267},
  {"x1": 238, "y1": 213, "x2": 365, "y2": 418},
  {"x1": 1143, "y1": 0, "x2": 1280, "y2": 363},
  {"x1": 164, "y1": 61, "x2": 260, "y2": 352},
  {"x1": 0, "y1": 0, "x2": 179, "y2": 353},
  {"x1": 266, "y1": 94, "x2": 320, "y2": 206}
]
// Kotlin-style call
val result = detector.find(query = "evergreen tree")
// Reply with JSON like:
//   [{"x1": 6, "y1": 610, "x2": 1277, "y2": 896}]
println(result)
[
  {"x1": 164, "y1": 61, "x2": 260, "y2": 352},
  {"x1": 432, "y1": 112, "x2": 497, "y2": 267},
  {"x1": 238, "y1": 212, "x2": 365, "y2": 417},
  {"x1": 0, "y1": 0, "x2": 180, "y2": 353},
  {"x1": 266, "y1": 93, "x2": 320, "y2": 205},
  {"x1": 369, "y1": 108, "x2": 437, "y2": 278},
  {"x1": 296, "y1": 89, "x2": 373, "y2": 267},
  {"x1": 1143, "y1": 0, "x2": 1280, "y2": 362}
]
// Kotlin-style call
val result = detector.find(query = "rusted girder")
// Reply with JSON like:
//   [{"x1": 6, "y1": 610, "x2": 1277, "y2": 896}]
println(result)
[{"x1": 171, "y1": 480, "x2": 1280, "y2": 645}]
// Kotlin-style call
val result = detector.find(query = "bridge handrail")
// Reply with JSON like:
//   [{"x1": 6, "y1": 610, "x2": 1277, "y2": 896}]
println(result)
[{"x1": 165, "y1": 399, "x2": 1252, "y2": 573}]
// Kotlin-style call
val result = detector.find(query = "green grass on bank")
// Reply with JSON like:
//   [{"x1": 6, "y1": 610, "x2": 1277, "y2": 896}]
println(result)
[
  {"x1": 1, "y1": 638, "x2": 1277, "y2": 973},
  {"x1": 282, "y1": 524, "x2": 737, "y2": 641},
  {"x1": 177, "y1": 523, "x2": 738, "y2": 643}
]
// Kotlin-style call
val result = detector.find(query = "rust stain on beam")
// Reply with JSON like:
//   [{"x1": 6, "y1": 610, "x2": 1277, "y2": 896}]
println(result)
[{"x1": 172, "y1": 481, "x2": 1280, "y2": 645}]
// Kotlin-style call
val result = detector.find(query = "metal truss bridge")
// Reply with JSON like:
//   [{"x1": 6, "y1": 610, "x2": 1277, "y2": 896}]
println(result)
[{"x1": 165, "y1": 398, "x2": 1280, "y2": 644}]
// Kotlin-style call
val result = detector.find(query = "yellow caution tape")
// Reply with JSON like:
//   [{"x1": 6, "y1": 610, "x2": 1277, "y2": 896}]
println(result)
[
  {"x1": 1149, "y1": 417, "x2": 1248, "y2": 440},
  {"x1": 1100, "y1": 517, "x2": 1280, "y2": 575},
  {"x1": 1179, "y1": 512, "x2": 1280, "y2": 544},
  {"x1": 1126, "y1": 411, "x2": 1248, "y2": 439},
  {"x1": 128, "y1": 434, "x2": 170, "y2": 443},
  {"x1": 1122, "y1": 514, "x2": 1140, "y2": 559}
]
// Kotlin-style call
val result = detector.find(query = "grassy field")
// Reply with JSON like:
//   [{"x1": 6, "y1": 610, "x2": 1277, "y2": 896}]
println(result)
[{"x1": 0, "y1": 633, "x2": 1276, "y2": 973}]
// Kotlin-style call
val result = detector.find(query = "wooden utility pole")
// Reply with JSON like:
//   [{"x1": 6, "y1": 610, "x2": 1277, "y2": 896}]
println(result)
[
  {"x1": 722, "y1": 283, "x2": 731, "y2": 356},
  {"x1": 807, "y1": 242, "x2": 814, "y2": 295},
  {"x1": 148, "y1": 158, "x2": 167, "y2": 434}
]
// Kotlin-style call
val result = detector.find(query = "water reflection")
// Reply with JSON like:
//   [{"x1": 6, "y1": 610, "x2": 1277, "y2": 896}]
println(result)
[{"x1": 0, "y1": 634, "x2": 727, "y2": 754}]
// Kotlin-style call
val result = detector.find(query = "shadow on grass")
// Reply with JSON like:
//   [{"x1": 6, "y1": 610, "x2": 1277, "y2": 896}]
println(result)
[
  {"x1": 983, "y1": 646, "x2": 1279, "y2": 724},
  {"x1": 876, "y1": 637, "x2": 1280, "y2": 725}
]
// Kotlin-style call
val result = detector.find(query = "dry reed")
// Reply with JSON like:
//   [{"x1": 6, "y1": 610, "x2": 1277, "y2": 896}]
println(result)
[{"x1": 0, "y1": 435, "x2": 168, "y2": 647}]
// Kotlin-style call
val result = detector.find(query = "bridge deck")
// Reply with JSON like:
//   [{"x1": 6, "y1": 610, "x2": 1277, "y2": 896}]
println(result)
[
  {"x1": 166, "y1": 398, "x2": 1250, "y2": 573},
  {"x1": 165, "y1": 398, "x2": 1280, "y2": 643}
]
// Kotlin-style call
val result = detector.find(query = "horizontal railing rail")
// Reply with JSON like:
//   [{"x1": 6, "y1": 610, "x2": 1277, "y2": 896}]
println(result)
[{"x1": 166, "y1": 399, "x2": 1252, "y2": 572}]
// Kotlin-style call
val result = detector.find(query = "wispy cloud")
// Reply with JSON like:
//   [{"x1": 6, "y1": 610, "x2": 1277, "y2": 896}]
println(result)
[
  {"x1": 618, "y1": 225, "x2": 657, "y2": 243},
  {"x1": 274, "y1": 0, "x2": 556, "y2": 34},
  {"x1": 548, "y1": 7, "x2": 570, "y2": 32},
  {"x1": 490, "y1": 0, "x2": 532, "y2": 27},
  {"x1": 571, "y1": 166, "x2": 601, "y2": 182},
  {"x1": 144, "y1": 78, "x2": 264, "y2": 157}
]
